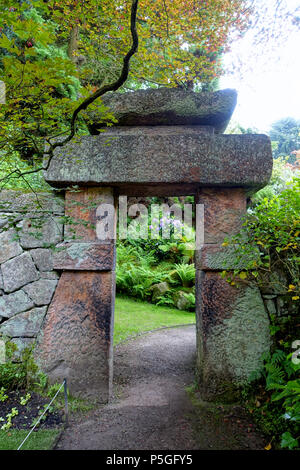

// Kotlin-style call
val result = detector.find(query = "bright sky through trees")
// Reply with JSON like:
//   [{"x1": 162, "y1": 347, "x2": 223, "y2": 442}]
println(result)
[{"x1": 221, "y1": 0, "x2": 300, "y2": 133}]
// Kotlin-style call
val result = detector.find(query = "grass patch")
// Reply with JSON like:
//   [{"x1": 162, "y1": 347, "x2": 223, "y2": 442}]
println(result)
[
  {"x1": 46, "y1": 385, "x2": 96, "y2": 415},
  {"x1": 0, "y1": 429, "x2": 61, "y2": 450},
  {"x1": 114, "y1": 295, "x2": 195, "y2": 344}
]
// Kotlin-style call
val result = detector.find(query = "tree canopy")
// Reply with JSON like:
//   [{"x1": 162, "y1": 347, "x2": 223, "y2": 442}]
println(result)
[
  {"x1": 0, "y1": 0, "x2": 298, "y2": 189},
  {"x1": 270, "y1": 118, "x2": 300, "y2": 163},
  {"x1": 0, "y1": 0, "x2": 252, "y2": 186}
]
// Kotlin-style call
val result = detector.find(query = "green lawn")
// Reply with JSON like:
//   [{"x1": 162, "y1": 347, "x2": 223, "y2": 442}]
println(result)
[
  {"x1": 114, "y1": 295, "x2": 195, "y2": 344},
  {"x1": 0, "y1": 429, "x2": 61, "y2": 450}
]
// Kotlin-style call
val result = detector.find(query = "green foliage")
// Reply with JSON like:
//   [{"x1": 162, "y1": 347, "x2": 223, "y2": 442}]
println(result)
[
  {"x1": 154, "y1": 290, "x2": 175, "y2": 307},
  {"x1": 252, "y1": 156, "x2": 299, "y2": 204},
  {"x1": 116, "y1": 233, "x2": 196, "y2": 306},
  {"x1": 222, "y1": 176, "x2": 300, "y2": 300},
  {"x1": 116, "y1": 205, "x2": 196, "y2": 307},
  {"x1": 123, "y1": 220, "x2": 195, "y2": 265},
  {"x1": 46, "y1": 383, "x2": 95, "y2": 415},
  {"x1": 1, "y1": 407, "x2": 18, "y2": 431},
  {"x1": 0, "y1": 152, "x2": 52, "y2": 191},
  {"x1": 0, "y1": 387, "x2": 8, "y2": 402},
  {"x1": 269, "y1": 117, "x2": 300, "y2": 162},
  {"x1": 174, "y1": 263, "x2": 196, "y2": 288},
  {"x1": 0, "y1": 428, "x2": 60, "y2": 450},
  {"x1": 0, "y1": 0, "x2": 250, "y2": 189},
  {"x1": 20, "y1": 393, "x2": 31, "y2": 406},
  {"x1": 244, "y1": 345, "x2": 300, "y2": 450},
  {"x1": 0, "y1": 341, "x2": 42, "y2": 391},
  {"x1": 181, "y1": 292, "x2": 196, "y2": 311},
  {"x1": 116, "y1": 264, "x2": 168, "y2": 300},
  {"x1": 0, "y1": 341, "x2": 27, "y2": 390},
  {"x1": 281, "y1": 432, "x2": 299, "y2": 450}
]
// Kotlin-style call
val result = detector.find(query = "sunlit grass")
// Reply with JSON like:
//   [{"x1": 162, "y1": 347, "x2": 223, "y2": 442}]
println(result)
[{"x1": 114, "y1": 295, "x2": 195, "y2": 344}]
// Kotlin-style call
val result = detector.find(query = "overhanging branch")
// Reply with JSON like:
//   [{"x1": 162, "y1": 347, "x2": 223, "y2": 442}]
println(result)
[{"x1": 0, "y1": 0, "x2": 139, "y2": 186}]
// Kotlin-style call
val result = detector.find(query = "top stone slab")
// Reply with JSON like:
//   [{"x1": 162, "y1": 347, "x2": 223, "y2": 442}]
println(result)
[{"x1": 86, "y1": 87, "x2": 237, "y2": 134}]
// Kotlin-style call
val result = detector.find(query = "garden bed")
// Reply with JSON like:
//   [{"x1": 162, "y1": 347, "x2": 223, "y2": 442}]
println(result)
[
  {"x1": 0, "y1": 389, "x2": 64, "y2": 430},
  {"x1": 0, "y1": 389, "x2": 64, "y2": 450}
]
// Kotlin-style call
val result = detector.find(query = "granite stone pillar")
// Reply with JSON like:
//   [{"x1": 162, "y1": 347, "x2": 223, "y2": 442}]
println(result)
[
  {"x1": 195, "y1": 188, "x2": 270, "y2": 401},
  {"x1": 35, "y1": 187, "x2": 116, "y2": 401}
]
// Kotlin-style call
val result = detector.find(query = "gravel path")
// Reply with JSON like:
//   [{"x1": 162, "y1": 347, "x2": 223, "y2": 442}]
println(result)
[{"x1": 56, "y1": 325, "x2": 266, "y2": 450}]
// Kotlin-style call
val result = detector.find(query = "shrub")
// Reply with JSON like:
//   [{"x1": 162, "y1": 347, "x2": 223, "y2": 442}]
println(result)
[
  {"x1": 244, "y1": 346, "x2": 300, "y2": 449},
  {"x1": 181, "y1": 292, "x2": 196, "y2": 311},
  {"x1": 0, "y1": 342, "x2": 41, "y2": 391},
  {"x1": 222, "y1": 176, "x2": 300, "y2": 299},
  {"x1": 174, "y1": 263, "x2": 196, "y2": 288},
  {"x1": 116, "y1": 264, "x2": 169, "y2": 300}
]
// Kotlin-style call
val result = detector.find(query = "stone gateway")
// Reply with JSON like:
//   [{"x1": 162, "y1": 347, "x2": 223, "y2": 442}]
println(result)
[{"x1": 0, "y1": 88, "x2": 273, "y2": 401}]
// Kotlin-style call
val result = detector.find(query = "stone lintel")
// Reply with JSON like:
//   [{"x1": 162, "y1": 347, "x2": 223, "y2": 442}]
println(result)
[
  {"x1": 44, "y1": 128, "x2": 273, "y2": 192},
  {"x1": 53, "y1": 242, "x2": 115, "y2": 271}
]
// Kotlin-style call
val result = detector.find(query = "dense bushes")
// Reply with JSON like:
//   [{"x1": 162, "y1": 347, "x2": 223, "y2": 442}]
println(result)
[
  {"x1": 223, "y1": 176, "x2": 300, "y2": 449},
  {"x1": 0, "y1": 341, "x2": 45, "y2": 392},
  {"x1": 116, "y1": 219, "x2": 196, "y2": 311},
  {"x1": 116, "y1": 243, "x2": 196, "y2": 310},
  {"x1": 222, "y1": 177, "x2": 299, "y2": 296}
]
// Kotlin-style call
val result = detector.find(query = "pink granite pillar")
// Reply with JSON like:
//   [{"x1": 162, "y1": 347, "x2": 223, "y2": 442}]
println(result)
[
  {"x1": 195, "y1": 188, "x2": 253, "y2": 400},
  {"x1": 36, "y1": 187, "x2": 116, "y2": 402}
]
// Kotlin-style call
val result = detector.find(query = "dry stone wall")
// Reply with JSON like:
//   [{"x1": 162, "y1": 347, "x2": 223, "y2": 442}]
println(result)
[{"x1": 0, "y1": 190, "x2": 64, "y2": 357}]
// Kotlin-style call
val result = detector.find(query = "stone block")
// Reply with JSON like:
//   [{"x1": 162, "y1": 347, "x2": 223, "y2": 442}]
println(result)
[
  {"x1": 40, "y1": 271, "x2": 60, "y2": 280},
  {"x1": 18, "y1": 217, "x2": 63, "y2": 248},
  {"x1": 195, "y1": 243, "x2": 260, "y2": 271},
  {"x1": 0, "y1": 213, "x2": 20, "y2": 229},
  {"x1": 86, "y1": 87, "x2": 237, "y2": 133},
  {"x1": 195, "y1": 188, "x2": 247, "y2": 244},
  {"x1": 260, "y1": 270, "x2": 288, "y2": 295},
  {"x1": 0, "y1": 190, "x2": 64, "y2": 215},
  {"x1": 30, "y1": 248, "x2": 53, "y2": 271},
  {"x1": 264, "y1": 299, "x2": 277, "y2": 315},
  {"x1": 53, "y1": 242, "x2": 115, "y2": 271},
  {"x1": 23, "y1": 279, "x2": 58, "y2": 306},
  {"x1": 44, "y1": 129, "x2": 273, "y2": 193},
  {"x1": 151, "y1": 282, "x2": 170, "y2": 302},
  {"x1": 1, "y1": 252, "x2": 40, "y2": 293},
  {"x1": 173, "y1": 291, "x2": 192, "y2": 311},
  {"x1": 0, "y1": 229, "x2": 23, "y2": 264},
  {"x1": 64, "y1": 187, "x2": 115, "y2": 241},
  {"x1": 0, "y1": 290, "x2": 34, "y2": 318},
  {"x1": 10, "y1": 337, "x2": 35, "y2": 360},
  {"x1": 0, "y1": 306, "x2": 47, "y2": 337}
]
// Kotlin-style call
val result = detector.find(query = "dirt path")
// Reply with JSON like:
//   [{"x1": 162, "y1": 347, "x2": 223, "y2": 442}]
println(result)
[{"x1": 56, "y1": 325, "x2": 266, "y2": 450}]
